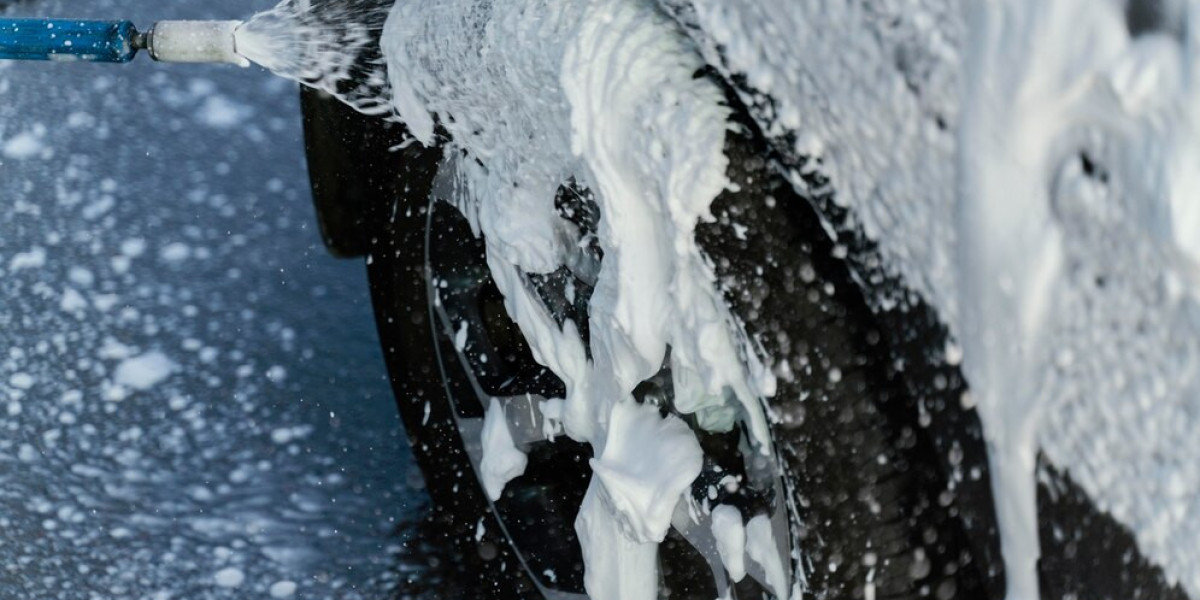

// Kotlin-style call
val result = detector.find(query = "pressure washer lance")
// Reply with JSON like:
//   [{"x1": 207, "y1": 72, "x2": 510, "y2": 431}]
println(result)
[{"x1": 0, "y1": 18, "x2": 247, "y2": 65}]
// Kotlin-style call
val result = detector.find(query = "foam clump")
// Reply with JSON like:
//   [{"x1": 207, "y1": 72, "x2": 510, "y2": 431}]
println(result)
[
  {"x1": 113, "y1": 351, "x2": 177, "y2": 391},
  {"x1": 479, "y1": 397, "x2": 528, "y2": 501},
  {"x1": 588, "y1": 401, "x2": 702, "y2": 545}
]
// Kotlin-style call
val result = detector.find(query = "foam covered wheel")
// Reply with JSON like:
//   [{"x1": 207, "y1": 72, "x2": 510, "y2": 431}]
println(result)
[
  {"x1": 356, "y1": 105, "x2": 1188, "y2": 600},
  {"x1": 368, "y1": 167, "x2": 777, "y2": 599},
  {"x1": 361, "y1": 90, "x2": 1003, "y2": 598},
  {"x1": 296, "y1": 7, "x2": 1193, "y2": 595}
]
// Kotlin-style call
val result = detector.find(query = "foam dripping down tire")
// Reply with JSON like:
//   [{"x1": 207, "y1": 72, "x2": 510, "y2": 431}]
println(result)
[
  {"x1": 301, "y1": 0, "x2": 1200, "y2": 598},
  {"x1": 361, "y1": 3, "x2": 999, "y2": 595}
]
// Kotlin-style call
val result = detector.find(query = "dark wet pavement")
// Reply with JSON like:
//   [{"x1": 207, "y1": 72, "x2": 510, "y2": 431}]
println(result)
[{"x1": 0, "y1": 1, "x2": 435, "y2": 598}]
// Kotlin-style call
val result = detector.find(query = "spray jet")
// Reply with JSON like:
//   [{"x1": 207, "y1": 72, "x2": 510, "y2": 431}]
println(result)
[
  {"x1": 0, "y1": 13, "x2": 396, "y2": 119},
  {"x1": 0, "y1": 18, "x2": 248, "y2": 65}
]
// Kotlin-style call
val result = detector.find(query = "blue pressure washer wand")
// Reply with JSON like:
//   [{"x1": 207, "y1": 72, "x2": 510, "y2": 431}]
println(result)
[{"x1": 0, "y1": 18, "x2": 248, "y2": 65}]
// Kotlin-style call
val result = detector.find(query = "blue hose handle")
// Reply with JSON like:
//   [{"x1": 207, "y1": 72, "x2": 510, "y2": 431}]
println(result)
[{"x1": 0, "y1": 18, "x2": 138, "y2": 63}]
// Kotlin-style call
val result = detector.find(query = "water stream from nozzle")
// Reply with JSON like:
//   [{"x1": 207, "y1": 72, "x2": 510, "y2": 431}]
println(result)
[{"x1": 234, "y1": 0, "x2": 395, "y2": 119}]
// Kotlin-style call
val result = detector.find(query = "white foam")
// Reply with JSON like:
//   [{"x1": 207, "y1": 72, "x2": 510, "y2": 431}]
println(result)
[
  {"x1": 745, "y1": 514, "x2": 787, "y2": 600},
  {"x1": 196, "y1": 95, "x2": 254, "y2": 129},
  {"x1": 113, "y1": 352, "x2": 177, "y2": 392},
  {"x1": 955, "y1": 3, "x2": 1200, "y2": 596},
  {"x1": 213, "y1": 567, "x2": 245, "y2": 588},
  {"x1": 588, "y1": 401, "x2": 703, "y2": 544},
  {"x1": 159, "y1": 243, "x2": 192, "y2": 263},
  {"x1": 60, "y1": 288, "x2": 88, "y2": 313},
  {"x1": 3, "y1": 128, "x2": 47, "y2": 160},
  {"x1": 269, "y1": 580, "x2": 297, "y2": 598},
  {"x1": 710, "y1": 504, "x2": 746, "y2": 582},
  {"x1": 9, "y1": 247, "x2": 46, "y2": 271},
  {"x1": 479, "y1": 397, "x2": 528, "y2": 501},
  {"x1": 575, "y1": 483, "x2": 660, "y2": 600},
  {"x1": 9, "y1": 372, "x2": 34, "y2": 390}
]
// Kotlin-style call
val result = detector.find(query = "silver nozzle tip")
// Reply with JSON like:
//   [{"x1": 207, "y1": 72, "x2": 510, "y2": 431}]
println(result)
[{"x1": 147, "y1": 20, "x2": 247, "y2": 66}]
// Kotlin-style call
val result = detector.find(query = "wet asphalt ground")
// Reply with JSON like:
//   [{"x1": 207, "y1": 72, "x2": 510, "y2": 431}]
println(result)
[{"x1": 0, "y1": 1, "x2": 438, "y2": 598}]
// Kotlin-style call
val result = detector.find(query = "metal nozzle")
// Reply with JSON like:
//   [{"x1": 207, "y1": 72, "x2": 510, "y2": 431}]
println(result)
[{"x1": 145, "y1": 20, "x2": 247, "y2": 66}]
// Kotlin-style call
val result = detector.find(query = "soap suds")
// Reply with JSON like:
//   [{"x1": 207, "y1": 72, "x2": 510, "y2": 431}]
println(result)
[
  {"x1": 745, "y1": 514, "x2": 788, "y2": 600},
  {"x1": 213, "y1": 566, "x2": 245, "y2": 588},
  {"x1": 113, "y1": 351, "x2": 178, "y2": 392},
  {"x1": 3, "y1": 129, "x2": 48, "y2": 160},
  {"x1": 588, "y1": 401, "x2": 703, "y2": 545},
  {"x1": 710, "y1": 504, "x2": 746, "y2": 582},
  {"x1": 269, "y1": 580, "x2": 297, "y2": 598},
  {"x1": 479, "y1": 397, "x2": 528, "y2": 501},
  {"x1": 957, "y1": 2, "x2": 1200, "y2": 596},
  {"x1": 9, "y1": 247, "x2": 47, "y2": 271}
]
